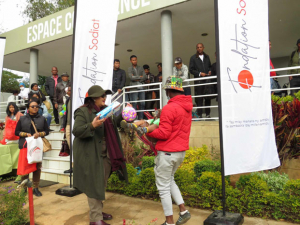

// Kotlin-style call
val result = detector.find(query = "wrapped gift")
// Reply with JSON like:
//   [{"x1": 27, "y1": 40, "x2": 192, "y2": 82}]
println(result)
[{"x1": 96, "y1": 102, "x2": 121, "y2": 119}]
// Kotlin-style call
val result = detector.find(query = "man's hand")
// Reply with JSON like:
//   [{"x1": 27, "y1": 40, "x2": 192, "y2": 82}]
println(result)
[
  {"x1": 126, "y1": 103, "x2": 133, "y2": 108},
  {"x1": 33, "y1": 133, "x2": 39, "y2": 139},
  {"x1": 200, "y1": 72, "x2": 206, "y2": 77},
  {"x1": 55, "y1": 104, "x2": 58, "y2": 109},
  {"x1": 92, "y1": 115, "x2": 106, "y2": 128},
  {"x1": 289, "y1": 76, "x2": 293, "y2": 81},
  {"x1": 158, "y1": 77, "x2": 162, "y2": 82},
  {"x1": 208, "y1": 71, "x2": 211, "y2": 76},
  {"x1": 117, "y1": 89, "x2": 122, "y2": 94},
  {"x1": 145, "y1": 80, "x2": 150, "y2": 84}
]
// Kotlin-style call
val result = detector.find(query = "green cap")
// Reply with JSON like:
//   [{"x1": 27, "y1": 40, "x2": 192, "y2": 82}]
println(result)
[
  {"x1": 85, "y1": 85, "x2": 112, "y2": 98},
  {"x1": 163, "y1": 76, "x2": 184, "y2": 92}
]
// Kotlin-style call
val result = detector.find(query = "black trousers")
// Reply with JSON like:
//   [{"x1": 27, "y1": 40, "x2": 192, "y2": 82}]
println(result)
[
  {"x1": 195, "y1": 82, "x2": 211, "y2": 116},
  {"x1": 50, "y1": 98, "x2": 59, "y2": 124},
  {"x1": 145, "y1": 91, "x2": 155, "y2": 111},
  {"x1": 290, "y1": 77, "x2": 300, "y2": 95}
]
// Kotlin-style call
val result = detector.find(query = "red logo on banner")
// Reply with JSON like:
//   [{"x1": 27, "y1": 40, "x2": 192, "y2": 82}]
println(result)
[{"x1": 238, "y1": 70, "x2": 254, "y2": 89}]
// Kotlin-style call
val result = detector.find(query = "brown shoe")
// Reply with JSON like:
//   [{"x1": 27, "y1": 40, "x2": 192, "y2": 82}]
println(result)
[
  {"x1": 102, "y1": 212, "x2": 113, "y2": 220},
  {"x1": 90, "y1": 220, "x2": 110, "y2": 225}
]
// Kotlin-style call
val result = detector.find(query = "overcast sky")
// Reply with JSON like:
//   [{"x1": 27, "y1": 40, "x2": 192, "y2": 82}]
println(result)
[{"x1": 0, "y1": 0, "x2": 29, "y2": 79}]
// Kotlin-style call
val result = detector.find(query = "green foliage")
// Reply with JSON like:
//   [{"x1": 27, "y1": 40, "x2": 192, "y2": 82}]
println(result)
[
  {"x1": 108, "y1": 163, "x2": 300, "y2": 223},
  {"x1": 252, "y1": 171, "x2": 289, "y2": 193},
  {"x1": 180, "y1": 145, "x2": 211, "y2": 172},
  {"x1": 23, "y1": 0, "x2": 75, "y2": 22},
  {"x1": 1, "y1": 71, "x2": 22, "y2": 93},
  {"x1": 194, "y1": 159, "x2": 221, "y2": 177},
  {"x1": 283, "y1": 179, "x2": 300, "y2": 197},
  {"x1": 0, "y1": 179, "x2": 28, "y2": 224},
  {"x1": 142, "y1": 156, "x2": 155, "y2": 170}
]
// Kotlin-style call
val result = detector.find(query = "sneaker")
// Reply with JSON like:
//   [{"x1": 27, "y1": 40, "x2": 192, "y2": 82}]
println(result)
[
  {"x1": 64, "y1": 168, "x2": 73, "y2": 173},
  {"x1": 176, "y1": 211, "x2": 191, "y2": 225},
  {"x1": 120, "y1": 120, "x2": 130, "y2": 133},
  {"x1": 206, "y1": 115, "x2": 211, "y2": 118},
  {"x1": 59, "y1": 128, "x2": 65, "y2": 133}
]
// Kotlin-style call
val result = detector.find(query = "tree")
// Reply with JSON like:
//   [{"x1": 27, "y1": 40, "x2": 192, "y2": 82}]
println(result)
[
  {"x1": 1, "y1": 70, "x2": 22, "y2": 93},
  {"x1": 23, "y1": 0, "x2": 75, "y2": 22}
]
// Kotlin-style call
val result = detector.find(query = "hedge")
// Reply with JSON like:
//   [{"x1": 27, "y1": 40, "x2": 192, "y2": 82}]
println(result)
[{"x1": 107, "y1": 162, "x2": 300, "y2": 223}]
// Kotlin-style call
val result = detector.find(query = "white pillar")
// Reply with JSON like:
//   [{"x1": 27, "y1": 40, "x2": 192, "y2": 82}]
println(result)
[
  {"x1": 29, "y1": 48, "x2": 38, "y2": 85},
  {"x1": 161, "y1": 10, "x2": 173, "y2": 106}
]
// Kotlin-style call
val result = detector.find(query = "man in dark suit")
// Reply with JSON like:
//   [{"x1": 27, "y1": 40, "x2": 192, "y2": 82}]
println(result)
[
  {"x1": 189, "y1": 43, "x2": 212, "y2": 118},
  {"x1": 45, "y1": 66, "x2": 62, "y2": 124}
]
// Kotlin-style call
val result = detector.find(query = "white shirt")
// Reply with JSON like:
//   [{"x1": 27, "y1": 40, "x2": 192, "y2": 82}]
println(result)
[
  {"x1": 199, "y1": 54, "x2": 204, "y2": 61},
  {"x1": 18, "y1": 88, "x2": 30, "y2": 100}
]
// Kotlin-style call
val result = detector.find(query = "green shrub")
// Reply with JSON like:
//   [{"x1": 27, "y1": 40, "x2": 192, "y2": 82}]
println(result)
[
  {"x1": 283, "y1": 179, "x2": 300, "y2": 197},
  {"x1": 142, "y1": 156, "x2": 155, "y2": 170},
  {"x1": 0, "y1": 179, "x2": 28, "y2": 225},
  {"x1": 252, "y1": 171, "x2": 289, "y2": 193},
  {"x1": 138, "y1": 168, "x2": 158, "y2": 197},
  {"x1": 194, "y1": 159, "x2": 221, "y2": 177}
]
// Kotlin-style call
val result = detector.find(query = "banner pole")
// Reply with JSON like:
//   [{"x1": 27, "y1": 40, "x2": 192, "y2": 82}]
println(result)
[
  {"x1": 56, "y1": 0, "x2": 81, "y2": 197},
  {"x1": 214, "y1": 0, "x2": 226, "y2": 216}
]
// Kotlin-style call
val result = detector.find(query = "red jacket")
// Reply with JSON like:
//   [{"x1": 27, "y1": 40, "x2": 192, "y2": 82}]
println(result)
[{"x1": 147, "y1": 95, "x2": 193, "y2": 152}]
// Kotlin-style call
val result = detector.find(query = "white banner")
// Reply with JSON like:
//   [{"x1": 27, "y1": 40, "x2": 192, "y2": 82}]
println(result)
[
  {"x1": 72, "y1": 0, "x2": 119, "y2": 114},
  {"x1": 218, "y1": 0, "x2": 280, "y2": 175},
  {"x1": 0, "y1": 38, "x2": 6, "y2": 93}
]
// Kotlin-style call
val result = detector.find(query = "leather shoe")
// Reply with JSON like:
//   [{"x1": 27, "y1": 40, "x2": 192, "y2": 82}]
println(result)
[
  {"x1": 90, "y1": 220, "x2": 110, "y2": 225},
  {"x1": 102, "y1": 212, "x2": 112, "y2": 220},
  {"x1": 33, "y1": 188, "x2": 42, "y2": 197}
]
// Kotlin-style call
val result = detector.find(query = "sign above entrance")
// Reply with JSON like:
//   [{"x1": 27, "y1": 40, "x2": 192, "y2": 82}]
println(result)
[{"x1": 1, "y1": 0, "x2": 187, "y2": 55}]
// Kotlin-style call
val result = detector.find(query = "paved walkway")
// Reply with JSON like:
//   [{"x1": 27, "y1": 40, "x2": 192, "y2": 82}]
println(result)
[{"x1": 24, "y1": 183, "x2": 293, "y2": 225}]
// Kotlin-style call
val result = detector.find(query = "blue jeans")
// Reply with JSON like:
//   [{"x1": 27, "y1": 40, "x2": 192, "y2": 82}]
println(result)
[
  {"x1": 130, "y1": 91, "x2": 145, "y2": 119},
  {"x1": 45, "y1": 114, "x2": 52, "y2": 127}
]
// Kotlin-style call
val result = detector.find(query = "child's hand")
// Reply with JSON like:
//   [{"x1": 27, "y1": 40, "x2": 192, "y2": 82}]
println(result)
[{"x1": 126, "y1": 103, "x2": 133, "y2": 108}]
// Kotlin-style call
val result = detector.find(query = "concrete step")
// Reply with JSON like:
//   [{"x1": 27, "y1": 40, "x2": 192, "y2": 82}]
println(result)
[
  {"x1": 49, "y1": 124, "x2": 60, "y2": 132},
  {"x1": 47, "y1": 131, "x2": 64, "y2": 140},
  {"x1": 43, "y1": 156, "x2": 71, "y2": 171},
  {"x1": 47, "y1": 139, "x2": 63, "y2": 149},
  {"x1": 41, "y1": 168, "x2": 72, "y2": 184},
  {"x1": 43, "y1": 148, "x2": 61, "y2": 157}
]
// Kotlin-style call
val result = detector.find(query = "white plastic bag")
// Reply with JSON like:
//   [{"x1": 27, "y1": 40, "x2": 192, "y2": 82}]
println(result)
[{"x1": 26, "y1": 136, "x2": 43, "y2": 164}]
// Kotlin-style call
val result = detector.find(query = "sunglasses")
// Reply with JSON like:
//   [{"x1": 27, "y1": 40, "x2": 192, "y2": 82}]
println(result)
[
  {"x1": 101, "y1": 94, "x2": 107, "y2": 98},
  {"x1": 30, "y1": 105, "x2": 40, "y2": 109}
]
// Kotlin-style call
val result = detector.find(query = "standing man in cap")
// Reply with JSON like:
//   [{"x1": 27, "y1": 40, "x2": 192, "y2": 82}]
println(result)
[
  {"x1": 112, "y1": 59, "x2": 126, "y2": 115},
  {"x1": 53, "y1": 72, "x2": 70, "y2": 132},
  {"x1": 173, "y1": 57, "x2": 191, "y2": 96},
  {"x1": 143, "y1": 64, "x2": 156, "y2": 111},
  {"x1": 189, "y1": 43, "x2": 212, "y2": 118},
  {"x1": 288, "y1": 39, "x2": 300, "y2": 95},
  {"x1": 73, "y1": 85, "x2": 128, "y2": 225},
  {"x1": 45, "y1": 67, "x2": 62, "y2": 124},
  {"x1": 140, "y1": 76, "x2": 193, "y2": 225}
]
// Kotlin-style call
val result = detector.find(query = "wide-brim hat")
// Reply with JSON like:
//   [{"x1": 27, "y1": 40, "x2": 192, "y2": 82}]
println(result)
[
  {"x1": 85, "y1": 85, "x2": 112, "y2": 98},
  {"x1": 163, "y1": 76, "x2": 184, "y2": 92}
]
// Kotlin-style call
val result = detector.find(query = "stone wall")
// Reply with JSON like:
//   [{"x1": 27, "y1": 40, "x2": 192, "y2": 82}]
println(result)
[{"x1": 189, "y1": 121, "x2": 220, "y2": 151}]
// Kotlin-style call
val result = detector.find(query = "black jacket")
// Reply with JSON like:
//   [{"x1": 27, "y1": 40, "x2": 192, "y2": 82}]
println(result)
[
  {"x1": 53, "y1": 81, "x2": 70, "y2": 105},
  {"x1": 45, "y1": 76, "x2": 62, "y2": 98},
  {"x1": 15, "y1": 113, "x2": 49, "y2": 149},
  {"x1": 189, "y1": 53, "x2": 212, "y2": 83},
  {"x1": 112, "y1": 69, "x2": 126, "y2": 92}
]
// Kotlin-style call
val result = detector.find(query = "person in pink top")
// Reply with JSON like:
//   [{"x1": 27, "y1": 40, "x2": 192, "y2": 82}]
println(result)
[
  {"x1": 269, "y1": 41, "x2": 277, "y2": 90},
  {"x1": 45, "y1": 66, "x2": 62, "y2": 124}
]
